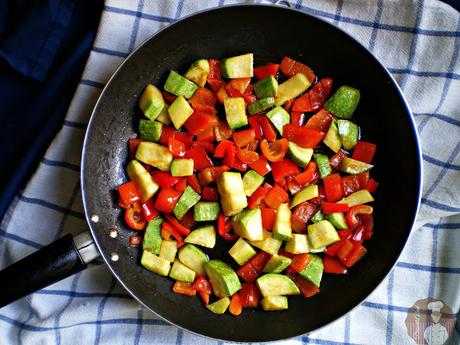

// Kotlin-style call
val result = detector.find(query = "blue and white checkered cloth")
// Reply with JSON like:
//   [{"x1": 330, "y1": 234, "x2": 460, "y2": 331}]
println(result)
[{"x1": 1, "y1": 1, "x2": 459, "y2": 344}]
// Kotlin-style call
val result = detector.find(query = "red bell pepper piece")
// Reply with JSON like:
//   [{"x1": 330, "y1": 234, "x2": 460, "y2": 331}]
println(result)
[
  {"x1": 198, "y1": 291, "x2": 210, "y2": 305},
  {"x1": 290, "y1": 217, "x2": 306, "y2": 234},
  {"x1": 223, "y1": 142, "x2": 237, "y2": 167},
  {"x1": 198, "y1": 165, "x2": 230, "y2": 186},
  {"x1": 124, "y1": 202, "x2": 146, "y2": 230},
  {"x1": 188, "y1": 103, "x2": 217, "y2": 116},
  {"x1": 325, "y1": 240, "x2": 345, "y2": 257},
  {"x1": 276, "y1": 179, "x2": 288, "y2": 193},
  {"x1": 161, "y1": 221, "x2": 184, "y2": 247},
  {"x1": 159, "y1": 126, "x2": 175, "y2": 146},
  {"x1": 264, "y1": 184, "x2": 289, "y2": 209},
  {"x1": 285, "y1": 176, "x2": 303, "y2": 194},
  {"x1": 341, "y1": 175, "x2": 361, "y2": 196},
  {"x1": 304, "y1": 109, "x2": 334, "y2": 133},
  {"x1": 196, "y1": 126, "x2": 215, "y2": 143},
  {"x1": 186, "y1": 174, "x2": 201, "y2": 194},
  {"x1": 323, "y1": 256, "x2": 348, "y2": 274},
  {"x1": 248, "y1": 186, "x2": 266, "y2": 210},
  {"x1": 357, "y1": 171, "x2": 370, "y2": 189},
  {"x1": 366, "y1": 178, "x2": 378, "y2": 194},
  {"x1": 283, "y1": 124, "x2": 325, "y2": 148},
  {"x1": 188, "y1": 87, "x2": 217, "y2": 107},
  {"x1": 290, "y1": 111, "x2": 305, "y2": 126},
  {"x1": 279, "y1": 56, "x2": 316, "y2": 83},
  {"x1": 341, "y1": 172, "x2": 369, "y2": 195},
  {"x1": 237, "y1": 252, "x2": 271, "y2": 283},
  {"x1": 248, "y1": 115, "x2": 263, "y2": 139},
  {"x1": 238, "y1": 283, "x2": 261, "y2": 308},
  {"x1": 361, "y1": 214, "x2": 374, "y2": 240},
  {"x1": 352, "y1": 225, "x2": 366, "y2": 242},
  {"x1": 260, "y1": 138, "x2": 288, "y2": 162},
  {"x1": 245, "y1": 139, "x2": 259, "y2": 152},
  {"x1": 118, "y1": 181, "x2": 141, "y2": 207},
  {"x1": 294, "y1": 161, "x2": 318, "y2": 185},
  {"x1": 253, "y1": 63, "x2": 279, "y2": 79},
  {"x1": 216, "y1": 86, "x2": 229, "y2": 104},
  {"x1": 192, "y1": 275, "x2": 212, "y2": 294},
  {"x1": 261, "y1": 207, "x2": 276, "y2": 230},
  {"x1": 183, "y1": 111, "x2": 218, "y2": 136},
  {"x1": 322, "y1": 202, "x2": 350, "y2": 214},
  {"x1": 217, "y1": 213, "x2": 237, "y2": 241},
  {"x1": 172, "y1": 281, "x2": 196, "y2": 296},
  {"x1": 287, "y1": 272, "x2": 320, "y2": 298},
  {"x1": 150, "y1": 171, "x2": 181, "y2": 189},
  {"x1": 248, "y1": 156, "x2": 271, "y2": 176},
  {"x1": 232, "y1": 129, "x2": 256, "y2": 148},
  {"x1": 129, "y1": 138, "x2": 142, "y2": 160},
  {"x1": 230, "y1": 156, "x2": 248, "y2": 173},
  {"x1": 225, "y1": 78, "x2": 251, "y2": 97},
  {"x1": 329, "y1": 150, "x2": 347, "y2": 170},
  {"x1": 244, "y1": 84, "x2": 254, "y2": 95},
  {"x1": 129, "y1": 235, "x2": 142, "y2": 247},
  {"x1": 259, "y1": 116, "x2": 277, "y2": 141},
  {"x1": 192, "y1": 140, "x2": 215, "y2": 156},
  {"x1": 172, "y1": 132, "x2": 192, "y2": 150},
  {"x1": 248, "y1": 251, "x2": 272, "y2": 273},
  {"x1": 184, "y1": 147, "x2": 213, "y2": 171},
  {"x1": 198, "y1": 165, "x2": 230, "y2": 185},
  {"x1": 229, "y1": 294, "x2": 243, "y2": 316},
  {"x1": 293, "y1": 78, "x2": 333, "y2": 113},
  {"x1": 338, "y1": 230, "x2": 353, "y2": 240},
  {"x1": 271, "y1": 158, "x2": 301, "y2": 182},
  {"x1": 338, "y1": 240, "x2": 367, "y2": 267},
  {"x1": 236, "y1": 148, "x2": 259, "y2": 164},
  {"x1": 214, "y1": 121, "x2": 232, "y2": 141},
  {"x1": 207, "y1": 59, "x2": 222, "y2": 80},
  {"x1": 164, "y1": 214, "x2": 190, "y2": 236},
  {"x1": 236, "y1": 263, "x2": 259, "y2": 283},
  {"x1": 289, "y1": 253, "x2": 312, "y2": 273},
  {"x1": 243, "y1": 93, "x2": 257, "y2": 105},
  {"x1": 292, "y1": 202, "x2": 317, "y2": 224},
  {"x1": 141, "y1": 199, "x2": 159, "y2": 222},
  {"x1": 323, "y1": 173, "x2": 344, "y2": 202},
  {"x1": 154, "y1": 187, "x2": 182, "y2": 213},
  {"x1": 277, "y1": 249, "x2": 294, "y2": 259},
  {"x1": 162, "y1": 91, "x2": 177, "y2": 104},
  {"x1": 208, "y1": 79, "x2": 224, "y2": 93},
  {"x1": 179, "y1": 210, "x2": 196, "y2": 229},
  {"x1": 214, "y1": 139, "x2": 234, "y2": 158},
  {"x1": 283, "y1": 98, "x2": 295, "y2": 113},
  {"x1": 346, "y1": 205, "x2": 373, "y2": 230},
  {"x1": 168, "y1": 137, "x2": 186, "y2": 158},
  {"x1": 352, "y1": 141, "x2": 376, "y2": 164},
  {"x1": 336, "y1": 239, "x2": 354, "y2": 263},
  {"x1": 202, "y1": 186, "x2": 219, "y2": 201}
]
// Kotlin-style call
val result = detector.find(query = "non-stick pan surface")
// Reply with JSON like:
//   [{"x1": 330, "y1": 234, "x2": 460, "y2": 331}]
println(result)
[{"x1": 81, "y1": 5, "x2": 422, "y2": 342}]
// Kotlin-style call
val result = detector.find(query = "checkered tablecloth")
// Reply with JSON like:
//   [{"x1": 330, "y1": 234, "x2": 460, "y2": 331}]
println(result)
[{"x1": 1, "y1": 1, "x2": 459, "y2": 344}]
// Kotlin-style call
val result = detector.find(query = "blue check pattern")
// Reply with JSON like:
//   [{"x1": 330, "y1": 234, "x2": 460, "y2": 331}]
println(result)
[{"x1": 1, "y1": 1, "x2": 459, "y2": 344}]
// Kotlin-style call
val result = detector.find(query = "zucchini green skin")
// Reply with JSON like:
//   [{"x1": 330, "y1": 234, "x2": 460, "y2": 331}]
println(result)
[
  {"x1": 139, "y1": 120, "x2": 162, "y2": 142},
  {"x1": 143, "y1": 217, "x2": 164, "y2": 254},
  {"x1": 313, "y1": 153, "x2": 332, "y2": 178},
  {"x1": 324, "y1": 85, "x2": 360, "y2": 119}
]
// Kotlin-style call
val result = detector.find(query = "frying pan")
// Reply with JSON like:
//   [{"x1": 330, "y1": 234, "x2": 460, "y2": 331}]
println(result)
[{"x1": 0, "y1": 4, "x2": 422, "y2": 342}]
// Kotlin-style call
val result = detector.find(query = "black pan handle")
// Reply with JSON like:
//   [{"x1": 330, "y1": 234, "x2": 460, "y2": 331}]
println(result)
[{"x1": 0, "y1": 231, "x2": 100, "y2": 307}]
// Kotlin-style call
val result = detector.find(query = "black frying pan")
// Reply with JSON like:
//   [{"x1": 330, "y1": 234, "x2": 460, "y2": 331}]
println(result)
[{"x1": 0, "y1": 5, "x2": 422, "y2": 342}]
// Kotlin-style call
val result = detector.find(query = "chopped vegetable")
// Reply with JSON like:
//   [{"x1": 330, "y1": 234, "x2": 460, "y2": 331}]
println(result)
[{"x1": 117, "y1": 54, "x2": 377, "y2": 316}]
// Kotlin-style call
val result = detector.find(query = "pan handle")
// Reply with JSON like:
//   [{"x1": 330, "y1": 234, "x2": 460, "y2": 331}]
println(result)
[{"x1": 0, "y1": 231, "x2": 100, "y2": 308}]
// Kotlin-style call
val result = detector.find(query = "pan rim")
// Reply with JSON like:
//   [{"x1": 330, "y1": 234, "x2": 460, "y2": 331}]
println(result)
[{"x1": 81, "y1": 3, "x2": 423, "y2": 342}]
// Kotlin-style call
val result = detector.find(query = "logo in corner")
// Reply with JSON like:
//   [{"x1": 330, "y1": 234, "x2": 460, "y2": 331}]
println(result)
[{"x1": 405, "y1": 297, "x2": 456, "y2": 345}]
